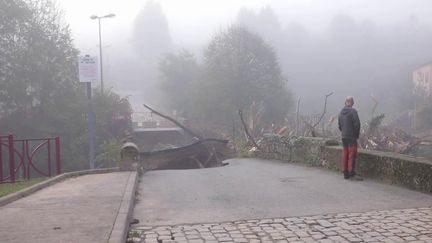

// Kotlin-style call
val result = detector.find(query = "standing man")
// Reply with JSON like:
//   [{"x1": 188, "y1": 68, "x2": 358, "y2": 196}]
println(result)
[{"x1": 338, "y1": 96, "x2": 361, "y2": 180}]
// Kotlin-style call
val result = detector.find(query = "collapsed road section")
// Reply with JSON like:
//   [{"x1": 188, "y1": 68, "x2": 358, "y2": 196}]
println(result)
[{"x1": 120, "y1": 104, "x2": 233, "y2": 171}]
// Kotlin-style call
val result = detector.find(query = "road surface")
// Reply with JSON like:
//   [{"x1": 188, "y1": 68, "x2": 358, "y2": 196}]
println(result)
[{"x1": 133, "y1": 158, "x2": 432, "y2": 226}]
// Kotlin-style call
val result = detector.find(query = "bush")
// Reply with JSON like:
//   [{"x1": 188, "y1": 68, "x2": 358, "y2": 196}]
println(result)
[{"x1": 233, "y1": 139, "x2": 254, "y2": 158}]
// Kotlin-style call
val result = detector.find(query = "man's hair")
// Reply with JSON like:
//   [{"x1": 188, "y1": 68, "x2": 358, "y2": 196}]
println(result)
[{"x1": 345, "y1": 96, "x2": 354, "y2": 107}]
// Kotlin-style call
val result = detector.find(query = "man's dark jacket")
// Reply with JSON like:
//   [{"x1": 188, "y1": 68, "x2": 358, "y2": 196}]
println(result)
[{"x1": 338, "y1": 106, "x2": 360, "y2": 139}]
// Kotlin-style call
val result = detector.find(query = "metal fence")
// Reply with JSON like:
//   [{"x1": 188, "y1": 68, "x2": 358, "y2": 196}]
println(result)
[{"x1": 0, "y1": 134, "x2": 61, "y2": 183}]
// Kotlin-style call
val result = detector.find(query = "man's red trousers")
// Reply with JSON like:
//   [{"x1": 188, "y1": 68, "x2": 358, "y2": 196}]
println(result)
[{"x1": 341, "y1": 138, "x2": 357, "y2": 175}]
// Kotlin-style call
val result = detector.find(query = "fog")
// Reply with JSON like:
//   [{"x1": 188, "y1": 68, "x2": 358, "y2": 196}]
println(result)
[{"x1": 59, "y1": 0, "x2": 432, "y2": 119}]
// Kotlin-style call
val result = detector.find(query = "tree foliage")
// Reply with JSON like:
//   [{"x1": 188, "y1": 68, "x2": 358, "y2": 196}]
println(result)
[
  {"x1": 129, "y1": 0, "x2": 174, "y2": 106},
  {"x1": 93, "y1": 89, "x2": 133, "y2": 142},
  {"x1": 235, "y1": 6, "x2": 432, "y2": 117},
  {"x1": 132, "y1": 0, "x2": 173, "y2": 63},
  {"x1": 237, "y1": 5, "x2": 282, "y2": 45},
  {"x1": 158, "y1": 26, "x2": 292, "y2": 126},
  {"x1": 197, "y1": 25, "x2": 292, "y2": 124},
  {"x1": 0, "y1": 0, "x2": 132, "y2": 171},
  {"x1": 0, "y1": 0, "x2": 78, "y2": 118},
  {"x1": 158, "y1": 50, "x2": 200, "y2": 116}
]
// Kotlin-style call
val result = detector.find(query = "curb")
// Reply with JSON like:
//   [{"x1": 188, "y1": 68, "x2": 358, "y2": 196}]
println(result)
[
  {"x1": 108, "y1": 171, "x2": 138, "y2": 243},
  {"x1": 0, "y1": 167, "x2": 120, "y2": 207}
]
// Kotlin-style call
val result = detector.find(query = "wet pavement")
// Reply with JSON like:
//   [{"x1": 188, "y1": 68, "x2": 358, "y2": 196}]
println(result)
[{"x1": 133, "y1": 159, "x2": 432, "y2": 226}]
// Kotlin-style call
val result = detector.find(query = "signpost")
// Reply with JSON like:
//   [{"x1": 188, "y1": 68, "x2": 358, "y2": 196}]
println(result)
[
  {"x1": 78, "y1": 55, "x2": 97, "y2": 169},
  {"x1": 78, "y1": 56, "x2": 99, "y2": 84}
]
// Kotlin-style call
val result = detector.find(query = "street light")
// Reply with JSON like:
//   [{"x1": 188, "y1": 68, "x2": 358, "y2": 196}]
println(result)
[{"x1": 90, "y1": 13, "x2": 115, "y2": 94}]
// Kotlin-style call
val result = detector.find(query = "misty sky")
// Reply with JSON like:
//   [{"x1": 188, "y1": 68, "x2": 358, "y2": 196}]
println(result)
[
  {"x1": 56, "y1": 0, "x2": 432, "y2": 115},
  {"x1": 59, "y1": 0, "x2": 432, "y2": 55}
]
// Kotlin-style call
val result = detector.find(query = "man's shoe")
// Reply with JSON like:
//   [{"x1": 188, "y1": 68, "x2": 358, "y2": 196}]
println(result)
[
  {"x1": 343, "y1": 171, "x2": 350, "y2": 179},
  {"x1": 350, "y1": 175, "x2": 363, "y2": 181}
]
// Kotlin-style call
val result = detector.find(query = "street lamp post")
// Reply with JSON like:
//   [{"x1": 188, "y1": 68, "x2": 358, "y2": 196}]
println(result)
[{"x1": 90, "y1": 13, "x2": 115, "y2": 94}]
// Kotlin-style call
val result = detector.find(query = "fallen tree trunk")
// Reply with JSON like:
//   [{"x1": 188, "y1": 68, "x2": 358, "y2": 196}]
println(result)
[
  {"x1": 143, "y1": 104, "x2": 202, "y2": 141},
  {"x1": 139, "y1": 139, "x2": 230, "y2": 170},
  {"x1": 138, "y1": 104, "x2": 232, "y2": 170}
]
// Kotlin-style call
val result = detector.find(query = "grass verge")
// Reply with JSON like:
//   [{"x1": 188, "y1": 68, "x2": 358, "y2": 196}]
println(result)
[{"x1": 0, "y1": 177, "x2": 48, "y2": 197}]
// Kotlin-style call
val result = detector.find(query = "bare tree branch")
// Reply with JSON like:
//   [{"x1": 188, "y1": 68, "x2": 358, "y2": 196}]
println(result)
[
  {"x1": 307, "y1": 92, "x2": 333, "y2": 136},
  {"x1": 238, "y1": 109, "x2": 262, "y2": 150},
  {"x1": 399, "y1": 139, "x2": 423, "y2": 154},
  {"x1": 301, "y1": 116, "x2": 316, "y2": 137},
  {"x1": 312, "y1": 92, "x2": 334, "y2": 128},
  {"x1": 143, "y1": 104, "x2": 202, "y2": 141},
  {"x1": 370, "y1": 94, "x2": 378, "y2": 118},
  {"x1": 296, "y1": 98, "x2": 301, "y2": 136}
]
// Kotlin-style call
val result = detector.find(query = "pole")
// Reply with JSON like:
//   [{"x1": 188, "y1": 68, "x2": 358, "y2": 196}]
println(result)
[
  {"x1": 0, "y1": 136, "x2": 3, "y2": 183},
  {"x1": 296, "y1": 98, "x2": 300, "y2": 136},
  {"x1": 55, "y1": 137, "x2": 61, "y2": 175},
  {"x1": 87, "y1": 82, "x2": 95, "y2": 169},
  {"x1": 47, "y1": 139, "x2": 51, "y2": 177},
  {"x1": 8, "y1": 134, "x2": 15, "y2": 183},
  {"x1": 98, "y1": 18, "x2": 104, "y2": 94},
  {"x1": 232, "y1": 119, "x2": 236, "y2": 142}
]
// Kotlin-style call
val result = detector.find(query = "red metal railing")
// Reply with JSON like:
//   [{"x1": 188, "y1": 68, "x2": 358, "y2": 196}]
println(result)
[{"x1": 0, "y1": 134, "x2": 61, "y2": 183}]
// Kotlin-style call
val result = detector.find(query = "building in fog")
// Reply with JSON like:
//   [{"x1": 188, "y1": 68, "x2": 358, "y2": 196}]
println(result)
[{"x1": 413, "y1": 62, "x2": 432, "y2": 97}]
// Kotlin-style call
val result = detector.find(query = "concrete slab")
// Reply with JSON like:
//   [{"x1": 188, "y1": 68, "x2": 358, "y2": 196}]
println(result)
[
  {"x1": 0, "y1": 171, "x2": 134, "y2": 243},
  {"x1": 133, "y1": 158, "x2": 432, "y2": 226}
]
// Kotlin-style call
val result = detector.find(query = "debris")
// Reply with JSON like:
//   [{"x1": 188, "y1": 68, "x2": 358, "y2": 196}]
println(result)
[
  {"x1": 138, "y1": 104, "x2": 232, "y2": 169},
  {"x1": 143, "y1": 104, "x2": 202, "y2": 141},
  {"x1": 238, "y1": 109, "x2": 262, "y2": 150},
  {"x1": 140, "y1": 139, "x2": 231, "y2": 170},
  {"x1": 359, "y1": 114, "x2": 423, "y2": 153}
]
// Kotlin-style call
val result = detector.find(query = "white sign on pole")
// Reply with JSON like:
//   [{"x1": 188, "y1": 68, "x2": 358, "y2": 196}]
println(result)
[{"x1": 78, "y1": 56, "x2": 98, "y2": 83}]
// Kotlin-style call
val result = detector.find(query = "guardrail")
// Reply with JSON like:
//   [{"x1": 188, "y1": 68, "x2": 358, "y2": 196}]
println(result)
[{"x1": 0, "y1": 134, "x2": 61, "y2": 183}]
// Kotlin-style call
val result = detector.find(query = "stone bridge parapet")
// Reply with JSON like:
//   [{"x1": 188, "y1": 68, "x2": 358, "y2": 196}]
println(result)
[{"x1": 257, "y1": 135, "x2": 432, "y2": 193}]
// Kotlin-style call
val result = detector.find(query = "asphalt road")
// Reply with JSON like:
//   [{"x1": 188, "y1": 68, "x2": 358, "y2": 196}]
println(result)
[{"x1": 133, "y1": 158, "x2": 432, "y2": 226}]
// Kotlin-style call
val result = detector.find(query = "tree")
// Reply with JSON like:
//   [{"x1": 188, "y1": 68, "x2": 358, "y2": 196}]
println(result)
[
  {"x1": 0, "y1": 0, "x2": 80, "y2": 117},
  {"x1": 158, "y1": 49, "x2": 200, "y2": 116},
  {"x1": 93, "y1": 89, "x2": 133, "y2": 142},
  {"x1": 132, "y1": 0, "x2": 173, "y2": 63},
  {"x1": 0, "y1": 0, "x2": 85, "y2": 170},
  {"x1": 92, "y1": 89, "x2": 133, "y2": 168},
  {"x1": 237, "y1": 5, "x2": 282, "y2": 45},
  {"x1": 0, "y1": 0, "x2": 133, "y2": 171},
  {"x1": 0, "y1": 0, "x2": 80, "y2": 132},
  {"x1": 196, "y1": 25, "x2": 292, "y2": 124},
  {"x1": 130, "y1": 0, "x2": 173, "y2": 107}
]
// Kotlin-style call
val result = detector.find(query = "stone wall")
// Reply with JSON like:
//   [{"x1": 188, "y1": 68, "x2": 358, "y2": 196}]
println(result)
[
  {"x1": 257, "y1": 135, "x2": 337, "y2": 166},
  {"x1": 257, "y1": 135, "x2": 432, "y2": 193},
  {"x1": 322, "y1": 146, "x2": 432, "y2": 193}
]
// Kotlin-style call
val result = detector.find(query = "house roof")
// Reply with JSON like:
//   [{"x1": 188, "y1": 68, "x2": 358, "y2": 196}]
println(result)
[{"x1": 413, "y1": 61, "x2": 432, "y2": 70}]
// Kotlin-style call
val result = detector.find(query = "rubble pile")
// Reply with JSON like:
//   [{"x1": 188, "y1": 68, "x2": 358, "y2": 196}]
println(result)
[
  {"x1": 359, "y1": 114, "x2": 422, "y2": 154},
  {"x1": 359, "y1": 126, "x2": 421, "y2": 153}
]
